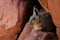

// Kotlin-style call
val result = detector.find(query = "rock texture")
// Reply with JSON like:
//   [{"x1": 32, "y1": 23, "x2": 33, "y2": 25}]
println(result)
[
  {"x1": 0, "y1": 0, "x2": 36, "y2": 40},
  {"x1": 25, "y1": 31, "x2": 58, "y2": 40},
  {"x1": 18, "y1": 22, "x2": 58, "y2": 40},
  {"x1": 18, "y1": 22, "x2": 33, "y2": 40},
  {"x1": 0, "y1": 0, "x2": 21, "y2": 40}
]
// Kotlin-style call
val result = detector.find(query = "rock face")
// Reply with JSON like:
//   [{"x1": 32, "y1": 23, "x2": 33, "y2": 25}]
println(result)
[
  {"x1": 25, "y1": 31, "x2": 58, "y2": 40},
  {"x1": 0, "y1": 0, "x2": 18, "y2": 29},
  {"x1": 0, "y1": 0, "x2": 20, "y2": 40},
  {"x1": 0, "y1": 0, "x2": 35, "y2": 40},
  {"x1": 18, "y1": 22, "x2": 33, "y2": 40},
  {"x1": 18, "y1": 22, "x2": 58, "y2": 40}
]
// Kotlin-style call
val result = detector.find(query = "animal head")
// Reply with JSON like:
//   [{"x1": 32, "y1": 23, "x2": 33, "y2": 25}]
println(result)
[{"x1": 29, "y1": 6, "x2": 54, "y2": 31}]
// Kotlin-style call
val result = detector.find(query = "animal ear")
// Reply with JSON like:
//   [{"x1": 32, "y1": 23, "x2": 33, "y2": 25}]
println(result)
[
  {"x1": 33, "y1": 6, "x2": 39, "y2": 16},
  {"x1": 39, "y1": 8, "x2": 46, "y2": 16},
  {"x1": 45, "y1": 13, "x2": 52, "y2": 20}
]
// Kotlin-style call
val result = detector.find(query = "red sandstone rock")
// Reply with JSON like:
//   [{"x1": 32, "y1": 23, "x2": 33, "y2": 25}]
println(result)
[
  {"x1": 0, "y1": 0, "x2": 35, "y2": 40},
  {"x1": 18, "y1": 0, "x2": 35, "y2": 40},
  {"x1": 25, "y1": 31, "x2": 58, "y2": 40},
  {"x1": 18, "y1": 22, "x2": 58, "y2": 40},
  {"x1": 0, "y1": 0, "x2": 21, "y2": 40},
  {"x1": 18, "y1": 22, "x2": 33, "y2": 40}
]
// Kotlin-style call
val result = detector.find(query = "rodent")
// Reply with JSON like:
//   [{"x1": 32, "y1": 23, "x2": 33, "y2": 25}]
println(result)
[{"x1": 29, "y1": 6, "x2": 56, "y2": 34}]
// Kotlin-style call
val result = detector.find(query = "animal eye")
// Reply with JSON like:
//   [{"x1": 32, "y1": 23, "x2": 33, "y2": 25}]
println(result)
[{"x1": 33, "y1": 18, "x2": 35, "y2": 20}]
